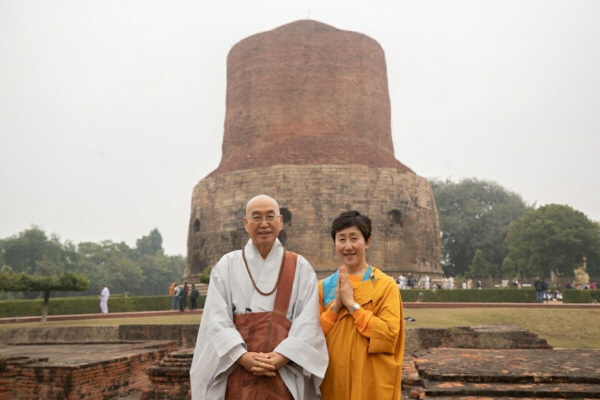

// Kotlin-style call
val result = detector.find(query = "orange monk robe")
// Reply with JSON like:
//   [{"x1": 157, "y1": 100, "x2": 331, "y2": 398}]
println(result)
[{"x1": 318, "y1": 267, "x2": 404, "y2": 400}]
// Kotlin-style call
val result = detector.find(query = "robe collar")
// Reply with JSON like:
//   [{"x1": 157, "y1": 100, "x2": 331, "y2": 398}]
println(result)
[
  {"x1": 243, "y1": 239, "x2": 285, "y2": 312},
  {"x1": 322, "y1": 265, "x2": 374, "y2": 307}
]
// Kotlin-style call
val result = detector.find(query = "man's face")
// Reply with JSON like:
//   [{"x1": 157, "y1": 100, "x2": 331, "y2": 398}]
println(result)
[{"x1": 244, "y1": 196, "x2": 283, "y2": 248}]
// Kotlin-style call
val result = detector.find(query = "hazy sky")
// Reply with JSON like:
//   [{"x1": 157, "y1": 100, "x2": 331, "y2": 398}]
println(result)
[{"x1": 1, "y1": 1, "x2": 599, "y2": 256}]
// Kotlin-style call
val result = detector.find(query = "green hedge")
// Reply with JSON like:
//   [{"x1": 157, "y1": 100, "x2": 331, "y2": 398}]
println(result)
[
  {"x1": 400, "y1": 288, "x2": 536, "y2": 303},
  {"x1": 562, "y1": 289, "x2": 600, "y2": 303},
  {"x1": 3, "y1": 288, "x2": 596, "y2": 318},
  {"x1": 0, "y1": 295, "x2": 207, "y2": 318}
]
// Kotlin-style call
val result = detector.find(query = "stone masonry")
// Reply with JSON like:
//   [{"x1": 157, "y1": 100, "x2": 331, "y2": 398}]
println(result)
[{"x1": 185, "y1": 20, "x2": 442, "y2": 281}]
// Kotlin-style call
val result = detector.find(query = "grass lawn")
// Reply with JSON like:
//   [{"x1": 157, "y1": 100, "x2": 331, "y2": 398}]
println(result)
[
  {"x1": 2, "y1": 308, "x2": 598, "y2": 349},
  {"x1": 402, "y1": 308, "x2": 600, "y2": 349}
]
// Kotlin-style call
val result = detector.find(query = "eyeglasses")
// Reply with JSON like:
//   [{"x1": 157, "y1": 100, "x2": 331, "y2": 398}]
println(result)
[{"x1": 248, "y1": 214, "x2": 280, "y2": 223}]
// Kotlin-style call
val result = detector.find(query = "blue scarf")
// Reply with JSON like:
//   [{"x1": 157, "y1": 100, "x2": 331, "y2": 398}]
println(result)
[{"x1": 322, "y1": 265, "x2": 373, "y2": 306}]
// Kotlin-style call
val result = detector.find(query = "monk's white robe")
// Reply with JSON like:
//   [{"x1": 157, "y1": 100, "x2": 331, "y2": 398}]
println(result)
[{"x1": 190, "y1": 239, "x2": 328, "y2": 400}]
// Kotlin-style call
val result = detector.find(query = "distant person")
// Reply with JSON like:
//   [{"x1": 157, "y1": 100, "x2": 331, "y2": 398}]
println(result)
[
  {"x1": 407, "y1": 273, "x2": 415, "y2": 289},
  {"x1": 319, "y1": 210, "x2": 404, "y2": 400},
  {"x1": 190, "y1": 194, "x2": 328, "y2": 399},
  {"x1": 534, "y1": 277, "x2": 547, "y2": 303},
  {"x1": 565, "y1": 281, "x2": 573, "y2": 289},
  {"x1": 190, "y1": 283, "x2": 199, "y2": 310},
  {"x1": 541, "y1": 278, "x2": 549, "y2": 302},
  {"x1": 173, "y1": 282, "x2": 181, "y2": 310},
  {"x1": 399, "y1": 273, "x2": 407, "y2": 290},
  {"x1": 169, "y1": 282, "x2": 177, "y2": 309},
  {"x1": 179, "y1": 282, "x2": 188, "y2": 312},
  {"x1": 99, "y1": 284, "x2": 110, "y2": 314}
]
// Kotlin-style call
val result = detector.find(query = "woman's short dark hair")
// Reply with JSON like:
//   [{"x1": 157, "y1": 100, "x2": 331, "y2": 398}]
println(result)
[{"x1": 330, "y1": 211, "x2": 372, "y2": 241}]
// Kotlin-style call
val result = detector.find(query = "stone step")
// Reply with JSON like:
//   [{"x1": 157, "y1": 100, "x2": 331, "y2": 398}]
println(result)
[
  {"x1": 416, "y1": 397, "x2": 594, "y2": 400},
  {"x1": 160, "y1": 357, "x2": 192, "y2": 363},
  {"x1": 161, "y1": 354, "x2": 192, "y2": 360},
  {"x1": 160, "y1": 361, "x2": 192, "y2": 368},
  {"x1": 422, "y1": 371, "x2": 600, "y2": 384},
  {"x1": 422, "y1": 381, "x2": 600, "y2": 398},
  {"x1": 168, "y1": 352, "x2": 194, "y2": 359},
  {"x1": 147, "y1": 365, "x2": 191, "y2": 377}
]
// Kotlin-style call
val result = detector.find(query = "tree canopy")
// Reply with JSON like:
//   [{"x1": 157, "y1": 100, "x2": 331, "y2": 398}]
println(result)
[
  {"x1": 1, "y1": 227, "x2": 70, "y2": 276},
  {"x1": 1, "y1": 226, "x2": 186, "y2": 298},
  {"x1": 0, "y1": 270, "x2": 89, "y2": 292},
  {"x1": 0, "y1": 270, "x2": 89, "y2": 323},
  {"x1": 506, "y1": 204, "x2": 600, "y2": 278},
  {"x1": 430, "y1": 178, "x2": 531, "y2": 277}
]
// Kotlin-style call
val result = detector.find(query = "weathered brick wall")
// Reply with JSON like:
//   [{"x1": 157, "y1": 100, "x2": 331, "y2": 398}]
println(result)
[
  {"x1": 215, "y1": 20, "x2": 405, "y2": 175},
  {"x1": 448, "y1": 325, "x2": 552, "y2": 350},
  {"x1": 404, "y1": 328, "x2": 453, "y2": 354},
  {"x1": 0, "y1": 326, "x2": 119, "y2": 345},
  {"x1": 1, "y1": 324, "x2": 550, "y2": 354},
  {"x1": 119, "y1": 325, "x2": 199, "y2": 348},
  {"x1": 0, "y1": 326, "x2": 195, "y2": 348},
  {"x1": 0, "y1": 343, "x2": 175, "y2": 400},
  {"x1": 185, "y1": 165, "x2": 442, "y2": 280}
]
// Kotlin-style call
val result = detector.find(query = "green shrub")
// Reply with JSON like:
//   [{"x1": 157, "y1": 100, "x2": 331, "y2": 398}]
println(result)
[
  {"x1": 0, "y1": 295, "x2": 207, "y2": 318},
  {"x1": 400, "y1": 288, "x2": 536, "y2": 303},
  {"x1": 562, "y1": 289, "x2": 600, "y2": 303}
]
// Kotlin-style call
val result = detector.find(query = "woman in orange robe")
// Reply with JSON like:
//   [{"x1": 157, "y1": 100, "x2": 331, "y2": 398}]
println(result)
[{"x1": 318, "y1": 210, "x2": 404, "y2": 400}]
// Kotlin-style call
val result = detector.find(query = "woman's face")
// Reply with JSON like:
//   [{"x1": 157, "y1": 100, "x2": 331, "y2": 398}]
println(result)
[{"x1": 334, "y1": 225, "x2": 371, "y2": 271}]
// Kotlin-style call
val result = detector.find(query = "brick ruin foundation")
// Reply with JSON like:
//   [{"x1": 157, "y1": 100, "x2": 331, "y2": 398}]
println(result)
[
  {"x1": 0, "y1": 325, "x2": 568, "y2": 400},
  {"x1": 0, "y1": 341, "x2": 175, "y2": 400}
]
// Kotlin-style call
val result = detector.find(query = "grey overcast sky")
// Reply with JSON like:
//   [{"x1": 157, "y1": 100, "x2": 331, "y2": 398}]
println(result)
[{"x1": 1, "y1": 1, "x2": 599, "y2": 256}]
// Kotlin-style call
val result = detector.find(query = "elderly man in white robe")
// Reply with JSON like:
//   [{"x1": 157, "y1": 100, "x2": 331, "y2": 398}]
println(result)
[{"x1": 190, "y1": 194, "x2": 328, "y2": 400}]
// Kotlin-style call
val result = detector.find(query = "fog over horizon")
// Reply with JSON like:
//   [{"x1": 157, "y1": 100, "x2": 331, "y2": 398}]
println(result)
[{"x1": 1, "y1": 1, "x2": 599, "y2": 256}]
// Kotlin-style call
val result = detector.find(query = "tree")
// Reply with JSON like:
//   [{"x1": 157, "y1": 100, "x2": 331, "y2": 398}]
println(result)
[
  {"x1": 199, "y1": 266, "x2": 212, "y2": 284},
  {"x1": 136, "y1": 228, "x2": 163, "y2": 256},
  {"x1": 430, "y1": 178, "x2": 531, "y2": 277},
  {"x1": 0, "y1": 227, "x2": 68, "y2": 276},
  {"x1": 0, "y1": 271, "x2": 89, "y2": 323},
  {"x1": 468, "y1": 249, "x2": 493, "y2": 278},
  {"x1": 506, "y1": 204, "x2": 600, "y2": 278},
  {"x1": 501, "y1": 257, "x2": 518, "y2": 279},
  {"x1": 138, "y1": 253, "x2": 186, "y2": 296},
  {"x1": 74, "y1": 240, "x2": 143, "y2": 295}
]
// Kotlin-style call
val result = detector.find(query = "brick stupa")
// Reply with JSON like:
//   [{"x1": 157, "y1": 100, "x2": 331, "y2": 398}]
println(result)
[{"x1": 184, "y1": 20, "x2": 442, "y2": 280}]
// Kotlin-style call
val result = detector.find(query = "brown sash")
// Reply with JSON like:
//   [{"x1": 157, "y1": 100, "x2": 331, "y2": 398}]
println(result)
[{"x1": 225, "y1": 251, "x2": 298, "y2": 400}]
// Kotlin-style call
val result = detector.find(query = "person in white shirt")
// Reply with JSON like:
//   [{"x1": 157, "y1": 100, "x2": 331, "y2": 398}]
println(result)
[{"x1": 99, "y1": 285, "x2": 110, "y2": 314}]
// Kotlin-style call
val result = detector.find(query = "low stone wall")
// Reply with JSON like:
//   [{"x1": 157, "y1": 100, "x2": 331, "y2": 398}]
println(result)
[
  {"x1": 448, "y1": 324, "x2": 552, "y2": 350},
  {"x1": 119, "y1": 325, "x2": 199, "y2": 349},
  {"x1": 0, "y1": 324, "x2": 550, "y2": 352},
  {"x1": 404, "y1": 324, "x2": 551, "y2": 353},
  {"x1": 0, "y1": 326, "x2": 119, "y2": 345}
]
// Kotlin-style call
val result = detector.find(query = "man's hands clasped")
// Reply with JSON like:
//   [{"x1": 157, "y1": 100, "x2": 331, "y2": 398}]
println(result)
[{"x1": 237, "y1": 351, "x2": 289, "y2": 376}]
